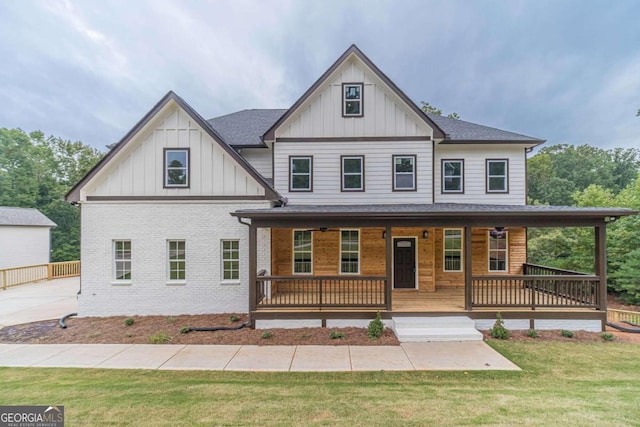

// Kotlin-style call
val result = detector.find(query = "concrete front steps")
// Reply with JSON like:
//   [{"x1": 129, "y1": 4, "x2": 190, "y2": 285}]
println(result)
[{"x1": 392, "y1": 316, "x2": 483, "y2": 342}]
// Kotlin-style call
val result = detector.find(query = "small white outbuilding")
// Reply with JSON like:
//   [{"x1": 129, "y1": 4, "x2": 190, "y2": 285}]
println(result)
[{"x1": 0, "y1": 207, "x2": 57, "y2": 269}]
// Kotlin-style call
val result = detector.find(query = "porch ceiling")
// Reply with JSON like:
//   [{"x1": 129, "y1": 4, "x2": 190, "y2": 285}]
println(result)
[{"x1": 232, "y1": 203, "x2": 638, "y2": 228}]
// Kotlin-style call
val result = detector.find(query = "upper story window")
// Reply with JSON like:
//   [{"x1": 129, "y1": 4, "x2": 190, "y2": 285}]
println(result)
[
  {"x1": 443, "y1": 229, "x2": 463, "y2": 272},
  {"x1": 393, "y1": 155, "x2": 416, "y2": 191},
  {"x1": 486, "y1": 159, "x2": 509, "y2": 193},
  {"x1": 341, "y1": 156, "x2": 364, "y2": 191},
  {"x1": 442, "y1": 159, "x2": 464, "y2": 193},
  {"x1": 164, "y1": 148, "x2": 190, "y2": 188},
  {"x1": 289, "y1": 156, "x2": 313, "y2": 192},
  {"x1": 342, "y1": 83, "x2": 363, "y2": 117},
  {"x1": 488, "y1": 230, "x2": 508, "y2": 272}
]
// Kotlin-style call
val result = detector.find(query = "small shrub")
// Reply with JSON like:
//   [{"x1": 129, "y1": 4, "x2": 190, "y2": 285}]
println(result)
[
  {"x1": 148, "y1": 331, "x2": 172, "y2": 344},
  {"x1": 561, "y1": 329, "x2": 574, "y2": 338},
  {"x1": 600, "y1": 332, "x2": 614, "y2": 341},
  {"x1": 180, "y1": 327, "x2": 191, "y2": 334},
  {"x1": 489, "y1": 313, "x2": 510, "y2": 340},
  {"x1": 230, "y1": 315, "x2": 240, "y2": 323},
  {"x1": 330, "y1": 331, "x2": 345, "y2": 339},
  {"x1": 166, "y1": 316, "x2": 176, "y2": 324},
  {"x1": 261, "y1": 331, "x2": 272, "y2": 339},
  {"x1": 124, "y1": 318, "x2": 134, "y2": 326},
  {"x1": 526, "y1": 329, "x2": 538, "y2": 338},
  {"x1": 368, "y1": 312, "x2": 384, "y2": 339}
]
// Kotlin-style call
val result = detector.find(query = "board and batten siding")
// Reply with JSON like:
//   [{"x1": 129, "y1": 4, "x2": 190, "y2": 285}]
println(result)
[
  {"x1": 276, "y1": 58, "x2": 433, "y2": 139},
  {"x1": 240, "y1": 147, "x2": 272, "y2": 179},
  {"x1": 274, "y1": 140, "x2": 432, "y2": 204},
  {"x1": 83, "y1": 106, "x2": 266, "y2": 199},
  {"x1": 434, "y1": 144, "x2": 527, "y2": 205}
]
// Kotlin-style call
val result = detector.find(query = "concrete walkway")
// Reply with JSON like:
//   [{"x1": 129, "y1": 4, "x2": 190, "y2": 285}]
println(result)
[
  {"x1": 0, "y1": 277, "x2": 79, "y2": 327},
  {"x1": 0, "y1": 342, "x2": 520, "y2": 371}
]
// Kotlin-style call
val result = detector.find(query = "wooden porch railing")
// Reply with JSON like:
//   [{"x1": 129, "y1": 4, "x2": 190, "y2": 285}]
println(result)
[
  {"x1": 1, "y1": 261, "x2": 81, "y2": 290},
  {"x1": 472, "y1": 275, "x2": 600, "y2": 308},
  {"x1": 255, "y1": 275, "x2": 387, "y2": 309},
  {"x1": 523, "y1": 263, "x2": 589, "y2": 276},
  {"x1": 607, "y1": 308, "x2": 640, "y2": 325}
]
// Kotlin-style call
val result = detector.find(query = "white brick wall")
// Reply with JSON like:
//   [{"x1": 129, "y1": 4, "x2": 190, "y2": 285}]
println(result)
[{"x1": 79, "y1": 201, "x2": 271, "y2": 317}]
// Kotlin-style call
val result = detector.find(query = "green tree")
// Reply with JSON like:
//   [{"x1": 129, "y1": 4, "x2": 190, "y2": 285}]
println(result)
[{"x1": 420, "y1": 101, "x2": 460, "y2": 119}]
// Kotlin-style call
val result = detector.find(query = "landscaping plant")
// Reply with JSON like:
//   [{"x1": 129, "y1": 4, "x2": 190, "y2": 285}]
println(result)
[
  {"x1": 489, "y1": 313, "x2": 510, "y2": 339},
  {"x1": 124, "y1": 318, "x2": 134, "y2": 326},
  {"x1": 561, "y1": 330, "x2": 574, "y2": 338},
  {"x1": 367, "y1": 312, "x2": 384, "y2": 339}
]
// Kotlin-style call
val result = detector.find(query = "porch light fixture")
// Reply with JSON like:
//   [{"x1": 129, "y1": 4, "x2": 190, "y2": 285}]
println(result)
[{"x1": 422, "y1": 230, "x2": 429, "y2": 239}]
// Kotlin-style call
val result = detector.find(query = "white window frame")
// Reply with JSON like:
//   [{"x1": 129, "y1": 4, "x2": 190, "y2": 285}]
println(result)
[
  {"x1": 339, "y1": 229, "x2": 360, "y2": 274},
  {"x1": 488, "y1": 231, "x2": 509, "y2": 272},
  {"x1": 393, "y1": 155, "x2": 416, "y2": 191},
  {"x1": 486, "y1": 159, "x2": 509, "y2": 193},
  {"x1": 164, "y1": 148, "x2": 189, "y2": 188},
  {"x1": 221, "y1": 240, "x2": 240, "y2": 281},
  {"x1": 443, "y1": 229, "x2": 463, "y2": 272},
  {"x1": 113, "y1": 240, "x2": 131, "y2": 282},
  {"x1": 167, "y1": 240, "x2": 186, "y2": 282},
  {"x1": 292, "y1": 230, "x2": 313, "y2": 274},
  {"x1": 442, "y1": 159, "x2": 464, "y2": 193},
  {"x1": 341, "y1": 156, "x2": 364, "y2": 191},
  {"x1": 289, "y1": 156, "x2": 312, "y2": 192},
  {"x1": 343, "y1": 83, "x2": 363, "y2": 117}
]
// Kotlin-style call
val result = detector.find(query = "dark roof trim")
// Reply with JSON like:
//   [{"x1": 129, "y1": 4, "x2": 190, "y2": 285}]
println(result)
[
  {"x1": 87, "y1": 195, "x2": 271, "y2": 202},
  {"x1": 439, "y1": 139, "x2": 546, "y2": 146},
  {"x1": 276, "y1": 136, "x2": 430, "y2": 143},
  {"x1": 66, "y1": 91, "x2": 281, "y2": 202},
  {"x1": 263, "y1": 44, "x2": 446, "y2": 141}
]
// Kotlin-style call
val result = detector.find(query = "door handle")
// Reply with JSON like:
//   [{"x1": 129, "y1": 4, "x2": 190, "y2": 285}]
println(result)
[{"x1": 412, "y1": 266, "x2": 416, "y2": 273}]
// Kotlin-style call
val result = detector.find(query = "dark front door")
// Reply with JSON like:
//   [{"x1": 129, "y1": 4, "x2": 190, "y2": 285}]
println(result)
[{"x1": 394, "y1": 238, "x2": 416, "y2": 289}]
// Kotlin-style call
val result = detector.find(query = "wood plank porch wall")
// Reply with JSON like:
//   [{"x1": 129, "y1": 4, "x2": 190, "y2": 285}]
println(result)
[{"x1": 271, "y1": 227, "x2": 526, "y2": 292}]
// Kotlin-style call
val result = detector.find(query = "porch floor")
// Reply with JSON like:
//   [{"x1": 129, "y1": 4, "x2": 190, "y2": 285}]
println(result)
[{"x1": 392, "y1": 288, "x2": 465, "y2": 312}]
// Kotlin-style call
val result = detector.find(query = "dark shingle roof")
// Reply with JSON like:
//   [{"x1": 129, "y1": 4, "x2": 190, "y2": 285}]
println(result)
[
  {"x1": 425, "y1": 114, "x2": 544, "y2": 143},
  {"x1": 0, "y1": 207, "x2": 56, "y2": 227},
  {"x1": 208, "y1": 109, "x2": 287, "y2": 147}
]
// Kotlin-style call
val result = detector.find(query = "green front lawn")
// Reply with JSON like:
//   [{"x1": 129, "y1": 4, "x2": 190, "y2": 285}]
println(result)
[{"x1": 1, "y1": 342, "x2": 639, "y2": 426}]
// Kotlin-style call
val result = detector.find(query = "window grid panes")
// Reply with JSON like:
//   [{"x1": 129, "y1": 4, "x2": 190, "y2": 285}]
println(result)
[
  {"x1": 290, "y1": 157, "x2": 312, "y2": 191},
  {"x1": 443, "y1": 229, "x2": 463, "y2": 272},
  {"x1": 222, "y1": 240, "x2": 240, "y2": 280},
  {"x1": 487, "y1": 160, "x2": 508, "y2": 192},
  {"x1": 293, "y1": 230, "x2": 312, "y2": 274},
  {"x1": 343, "y1": 84, "x2": 362, "y2": 116},
  {"x1": 165, "y1": 149, "x2": 188, "y2": 187},
  {"x1": 114, "y1": 240, "x2": 131, "y2": 281},
  {"x1": 489, "y1": 232, "x2": 508, "y2": 272},
  {"x1": 443, "y1": 160, "x2": 463, "y2": 192},
  {"x1": 394, "y1": 156, "x2": 416, "y2": 190},
  {"x1": 168, "y1": 240, "x2": 186, "y2": 281},
  {"x1": 340, "y1": 230, "x2": 359, "y2": 274},
  {"x1": 342, "y1": 157, "x2": 363, "y2": 191}
]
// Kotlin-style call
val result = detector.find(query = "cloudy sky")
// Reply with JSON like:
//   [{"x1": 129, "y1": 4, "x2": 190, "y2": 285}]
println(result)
[{"x1": 1, "y1": 0, "x2": 638, "y2": 151}]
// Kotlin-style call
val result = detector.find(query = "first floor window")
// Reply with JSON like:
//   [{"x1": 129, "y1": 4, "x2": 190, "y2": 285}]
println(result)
[
  {"x1": 293, "y1": 230, "x2": 312, "y2": 274},
  {"x1": 486, "y1": 159, "x2": 508, "y2": 193},
  {"x1": 340, "y1": 230, "x2": 359, "y2": 274},
  {"x1": 393, "y1": 155, "x2": 416, "y2": 190},
  {"x1": 290, "y1": 156, "x2": 312, "y2": 191},
  {"x1": 442, "y1": 159, "x2": 464, "y2": 193},
  {"x1": 443, "y1": 229, "x2": 463, "y2": 272},
  {"x1": 164, "y1": 148, "x2": 189, "y2": 187},
  {"x1": 114, "y1": 240, "x2": 131, "y2": 281},
  {"x1": 168, "y1": 240, "x2": 186, "y2": 281},
  {"x1": 222, "y1": 240, "x2": 240, "y2": 280},
  {"x1": 342, "y1": 156, "x2": 364, "y2": 191},
  {"x1": 489, "y1": 231, "x2": 508, "y2": 272}
]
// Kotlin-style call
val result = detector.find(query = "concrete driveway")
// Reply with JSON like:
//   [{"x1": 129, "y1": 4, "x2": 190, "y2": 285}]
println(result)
[{"x1": 0, "y1": 277, "x2": 79, "y2": 327}]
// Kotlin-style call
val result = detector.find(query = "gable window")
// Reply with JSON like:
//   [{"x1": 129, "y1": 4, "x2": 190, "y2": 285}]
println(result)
[
  {"x1": 342, "y1": 83, "x2": 363, "y2": 117},
  {"x1": 443, "y1": 229, "x2": 463, "y2": 272},
  {"x1": 221, "y1": 240, "x2": 240, "y2": 281},
  {"x1": 489, "y1": 231, "x2": 508, "y2": 272},
  {"x1": 168, "y1": 240, "x2": 186, "y2": 281},
  {"x1": 341, "y1": 156, "x2": 364, "y2": 191},
  {"x1": 393, "y1": 155, "x2": 416, "y2": 191},
  {"x1": 442, "y1": 159, "x2": 464, "y2": 193},
  {"x1": 290, "y1": 156, "x2": 312, "y2": 191},
  {"x1": 164, "y1": 148, "x2": 189, "y2": 188},
  {"x1": 293, "y1": 230, "x2": 312, "y2": 274},
  {"x1": 486, "y1": 159, "x2": 509, "y2": 193},
  {"x1": 113, "y1": 240, "x2": 131, "y2": 281},
  {"x1": 340, "y1": 230, "x2": 360, "y2": 274}
]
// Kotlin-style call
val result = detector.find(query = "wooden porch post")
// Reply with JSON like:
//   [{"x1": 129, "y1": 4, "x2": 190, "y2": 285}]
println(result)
[
  {"x1": 464, "y1": 226, "x2": 473, "y2": 310},
  {"x1": 385, "y1": 225, "x2": 392, "y2": 311},
  {"x1": 248, "y1": 223, "x2": 257, "y2": 324},
  {"x1": 595, "y1": 225, "x2": 607, "y2": 311}
]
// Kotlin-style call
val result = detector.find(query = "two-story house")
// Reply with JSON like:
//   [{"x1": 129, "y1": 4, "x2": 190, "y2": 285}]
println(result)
[{"x1": 66, "y1": 45, "x2": 636, "y2": 335}]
